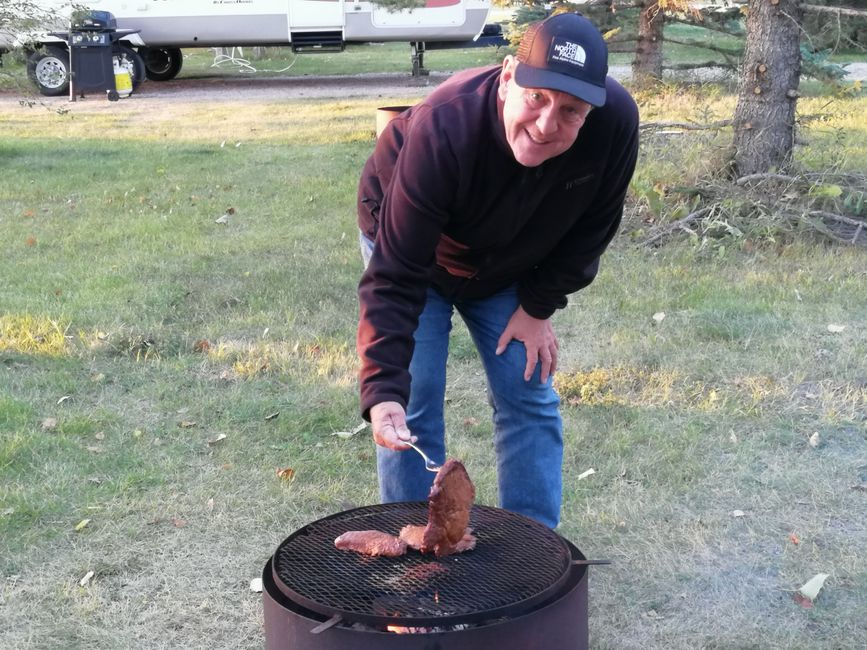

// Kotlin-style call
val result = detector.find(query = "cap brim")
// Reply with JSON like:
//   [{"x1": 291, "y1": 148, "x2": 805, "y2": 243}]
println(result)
[{"x1": 514, "y1": 63, "x2": 607, "y2": 107}]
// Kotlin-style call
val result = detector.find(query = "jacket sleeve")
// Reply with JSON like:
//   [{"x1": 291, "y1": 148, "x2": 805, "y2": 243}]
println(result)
[
  {"x1": 357, "y1": 107, "x2": 459, "y2": 419},
  {"x1": 517, "y1": 90, "x2": 640, "y2": 319}
]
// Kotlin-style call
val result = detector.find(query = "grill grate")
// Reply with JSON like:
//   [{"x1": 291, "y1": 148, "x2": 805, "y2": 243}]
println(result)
[{"x1": 271, "y1": 503, "x2": 572, "y2": 626}]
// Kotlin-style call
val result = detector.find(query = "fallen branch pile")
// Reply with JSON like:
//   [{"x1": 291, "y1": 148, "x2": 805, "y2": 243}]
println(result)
[{"x1": 640, "y1": 171, "x2": 867, "y2": 248}]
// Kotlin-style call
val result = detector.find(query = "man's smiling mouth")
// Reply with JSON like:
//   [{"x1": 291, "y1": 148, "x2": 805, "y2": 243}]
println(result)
[{"x1": 525, "y1": 129, "x2": 549, "y2": 145}]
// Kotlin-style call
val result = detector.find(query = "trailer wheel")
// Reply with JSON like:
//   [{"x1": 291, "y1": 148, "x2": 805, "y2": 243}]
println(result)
[
  {"x1": 26, "y1": 46, "x2": 70, "y2": 97},
  {"x1": 114, "y1": 44, "x2": 146, "y2": 90},
  {"x1": 139, "y1": 47, "x2": 183, "y2": 81}
]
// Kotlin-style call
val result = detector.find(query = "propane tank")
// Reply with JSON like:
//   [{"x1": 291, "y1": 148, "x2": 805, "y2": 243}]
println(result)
[{"x1": 114, "y1": 60, "x2": 132, "y2": 98}]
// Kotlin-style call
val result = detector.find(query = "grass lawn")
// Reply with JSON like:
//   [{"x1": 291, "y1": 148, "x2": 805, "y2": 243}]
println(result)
[{"x1": 1, "y1": 48, "x2": 866, "y2": 649}]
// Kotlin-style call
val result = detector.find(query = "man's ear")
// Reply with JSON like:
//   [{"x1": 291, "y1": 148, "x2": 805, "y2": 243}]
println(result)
[{"x1": 499, "y1": 55, "x2": 516, "y2": 100}]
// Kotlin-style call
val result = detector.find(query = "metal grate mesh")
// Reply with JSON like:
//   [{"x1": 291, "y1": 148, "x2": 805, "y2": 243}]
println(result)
[{"x1": 271, "y1": 503, "x2": 572, "y2": 626}]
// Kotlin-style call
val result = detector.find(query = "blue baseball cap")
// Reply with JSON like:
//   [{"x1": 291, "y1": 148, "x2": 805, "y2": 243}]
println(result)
[{"x1": 514, "y1": 13, "x2": 609, "y2": 107}]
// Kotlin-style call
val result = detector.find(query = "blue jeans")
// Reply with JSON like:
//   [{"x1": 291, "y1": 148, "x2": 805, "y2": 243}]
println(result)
[{"x1": 360, "y1": 234, "x2": 563, "y2": 528}]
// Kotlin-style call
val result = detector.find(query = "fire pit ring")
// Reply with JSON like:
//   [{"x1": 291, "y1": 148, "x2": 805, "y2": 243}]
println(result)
[{"x1": 270, "y1": 503, "x2": 576, "y2": 628}]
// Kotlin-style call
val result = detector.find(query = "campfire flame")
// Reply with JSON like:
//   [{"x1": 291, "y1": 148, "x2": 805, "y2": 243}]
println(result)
[{"x1": 386, "y1": 625, "x2": 429, "y2": 634}]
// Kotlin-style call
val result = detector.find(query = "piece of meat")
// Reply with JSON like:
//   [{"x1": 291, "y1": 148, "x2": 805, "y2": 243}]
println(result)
[
  {"x1": 422, "y1": 459, "x2": 476, "y2": 557},
  {"x1": 453, "y1": 530, "x2": 477, "y2": 553},
  {"x1": 400, "y1": 524, "x2": 477, "y2": 554},
  {"x1": 334, "y1": 530, "x2": 407, "y2": 557},
  {"x1": 398, "y1": 524, "x2": 426, "y2": 551}
]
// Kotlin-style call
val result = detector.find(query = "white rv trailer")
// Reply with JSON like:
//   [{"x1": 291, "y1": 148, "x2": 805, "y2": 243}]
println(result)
[{"x1": 8, "y1": 0, "x2": 492, "y2": 95}]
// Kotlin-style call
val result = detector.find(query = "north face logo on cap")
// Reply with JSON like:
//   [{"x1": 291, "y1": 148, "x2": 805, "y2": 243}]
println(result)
[{"x1": 549, "y1": 37, "x2": 586, "y2": 68}]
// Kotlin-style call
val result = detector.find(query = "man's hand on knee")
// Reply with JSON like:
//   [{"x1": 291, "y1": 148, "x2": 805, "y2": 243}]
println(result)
[
  {"x1": 370, "y1": 401, "x2": 415, "y2": 450},
  {"x1": 495, "y1": 306, "x2": 559, "y2": 383}
]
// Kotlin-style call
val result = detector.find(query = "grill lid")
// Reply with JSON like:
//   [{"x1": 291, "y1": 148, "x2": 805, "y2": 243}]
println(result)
[{"x1": 271, "y1": 503, "x2": 573, "y2": 627}]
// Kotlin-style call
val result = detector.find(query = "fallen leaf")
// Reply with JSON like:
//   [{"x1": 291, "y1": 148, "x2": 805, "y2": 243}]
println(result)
[
  {"x1": 276, "y1": 467, "x2": 296, "y2": 481},
  {"x1": 86, "y1": 446, "x2": 102, "y2": 453},
  {"x1": 809, "y1": 432, "x2": 821, "y2": 448},
  {"x1": 2, "y1": 507, "x2": 14, "y2": 516},
  {"x1": 94, "y1": 432, "x2": 105, "y2": 441},
  {"x1": 193, "y1": 339, "x2": 211, "y2": 353},
  {"x1": 641, "y1": 609, "x2": 664, "y2": 620},
  {"x1": 264, "y1": 412, "x2": 280, "y2": 421},
  {"x1": 577, "y1": 468, "x2": 596, "y2": 480},
  {"x1": 74, "y1": 518, "x2": 91, "y2": 531},
  {"x1": 57, "y1": 395, "x2": 71, "y2": 405},
  {"x1": 207, "y1": 498, "x2": 215, "y2": 512},
  {"x1": 215, "y1": 214, "x2": 229, "y2": 225},
  {"x1": 41, "y1": 418, "x2": 58, "y2": 430},
  {"x1": 652, "y1": 311, "x2": 666, "y2": 323},
  {"x1": 207, "y1": 433, "x2": 227, "y2": 446},
  {"x1": 132, "y1": 429, "x2": 143, "y2": 438},
  {"x1": 25, "y1": 236, "x2": 37, "y2": 247},
  {"x1": 463, "y1": 417, "x2": 480, "y2": 427},
  {"x1": 793, "y1": 592, "x2": 813, "y2": 608},
  {"x1": 171, "y1": 518, "x2": 187, "y2": 528},
  {"x1": 90, "y1": 373, "x2": 105, "y2": 383},
  {"x1": 79, "y1": 570, "x2": 95, "y2": 587},
  {"x1": 178, "y1": 420, "x2": 197, "y2": 429},
  {"x1": 226, "y1": 207, "x2": 236, "y2": 215},
  {"x1": 826, "y1": 324, "x2": 846, "y2": 333},
  {"x1": 789, "y1": 533, "x2": 800, "y2": 545},
  {"x1": 332, "y1": 422, "x2": 368, "y2": 439},
  {"x1": 794, "y1": 573, "x2": 829, "y2": 607},
  {"x1": 249, "y1": 577, "x2": 263, "y2": 593},
  {"x1": 731, "y1": 510, "x2": 746, "y2": 518}
]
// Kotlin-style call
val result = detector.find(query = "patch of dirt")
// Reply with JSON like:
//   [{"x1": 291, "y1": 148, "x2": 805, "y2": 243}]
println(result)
[{"x1": 0, "y1": 71, "x2": 453, "y2": 111}]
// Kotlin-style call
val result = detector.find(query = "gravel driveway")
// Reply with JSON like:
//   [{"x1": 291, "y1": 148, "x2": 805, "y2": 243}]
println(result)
[{"x1": 3, "y1": 62, "x2": 864, "y2": 110}]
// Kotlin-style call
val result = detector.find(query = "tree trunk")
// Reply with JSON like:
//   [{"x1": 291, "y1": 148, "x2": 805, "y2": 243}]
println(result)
[
  {"x1": 632, "y1": 1, "x2": 665, "y2": 85},
  {"x1": 732, "y1": 0, "x2": 803, "y2": 176}
]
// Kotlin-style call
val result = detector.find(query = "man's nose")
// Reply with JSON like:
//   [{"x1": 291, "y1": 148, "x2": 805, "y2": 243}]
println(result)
[{"x1": 536, "y1": 105, "x2": 559, "y2": 135}]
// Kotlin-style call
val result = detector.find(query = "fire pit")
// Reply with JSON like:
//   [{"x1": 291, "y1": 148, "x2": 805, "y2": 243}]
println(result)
[{"x1": 263, "y1": 503, "x2": 596, "y2": 649}]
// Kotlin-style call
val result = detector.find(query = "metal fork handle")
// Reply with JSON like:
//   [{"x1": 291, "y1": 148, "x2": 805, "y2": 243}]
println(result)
[{"x1": 404, "y1": 440, "x2": 442, "y2": 472}]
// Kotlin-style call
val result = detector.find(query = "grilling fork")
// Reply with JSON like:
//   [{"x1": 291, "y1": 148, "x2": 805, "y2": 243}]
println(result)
[{"x1": 404, "y1": 440, "x2": 442, "y2": 472}]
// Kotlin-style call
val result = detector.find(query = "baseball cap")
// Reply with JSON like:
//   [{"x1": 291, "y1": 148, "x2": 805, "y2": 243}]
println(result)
[{"x1": 514, "y1": 13, "x2": 609, "y2": 107}]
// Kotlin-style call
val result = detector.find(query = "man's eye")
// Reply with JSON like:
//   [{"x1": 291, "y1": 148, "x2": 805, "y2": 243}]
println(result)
[
  {"x1": 526, "y1": 92, "x2": 544, "y2": 106},
  {"x1": 562, "y1": 107, "x2": 588, "y2": 124}
]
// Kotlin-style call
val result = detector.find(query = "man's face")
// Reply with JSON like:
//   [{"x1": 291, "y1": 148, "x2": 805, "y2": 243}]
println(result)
[{"x1": 498, "y1": 57, "x2": 592, "y2": 168}]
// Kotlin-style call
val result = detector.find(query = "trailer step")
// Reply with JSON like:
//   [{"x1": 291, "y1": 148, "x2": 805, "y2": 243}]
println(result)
[{"x1": 290, "y1": 31, "x2": 344, "y2": 53}]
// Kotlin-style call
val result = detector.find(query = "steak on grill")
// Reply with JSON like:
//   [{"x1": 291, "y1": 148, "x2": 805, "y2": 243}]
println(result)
[
  {"x1": 400, "y1": 524, "x2": 478, "y2": 553},
  {"x1": 334, "y1": 458, "x2": 476, "y2": 558},
  {"x1": 422, "y1": 459, "x2": 476, "y2": 557},
  {"x1": 334, "y1": 530, "x2": 408, "y2": 557}
]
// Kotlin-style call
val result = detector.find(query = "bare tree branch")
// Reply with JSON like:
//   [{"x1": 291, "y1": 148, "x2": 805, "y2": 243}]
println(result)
[
  {"x1": 640, "y1": 120, "x2": 733, "y2": 131},
  {"x1": 664, "y1": 37, "x2": 742, "y2": 59},
  {"x1": 666, "y1": 61, "x2": 737, "y2": 71},
  {"x1": 735, "y1": 173, "x2": 798, "y2": 186},
  {"x1": 640, "y1": 207, "x2": 714, "y2": 246},
  {"x1": 799, "y1": 4, "x2": 867, "y2": 19}
]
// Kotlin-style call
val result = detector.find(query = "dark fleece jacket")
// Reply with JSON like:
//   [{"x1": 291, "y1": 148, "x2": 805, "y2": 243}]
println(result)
[{"x1": 357, "y1": 65, "x2": 639, "y2": 418}]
